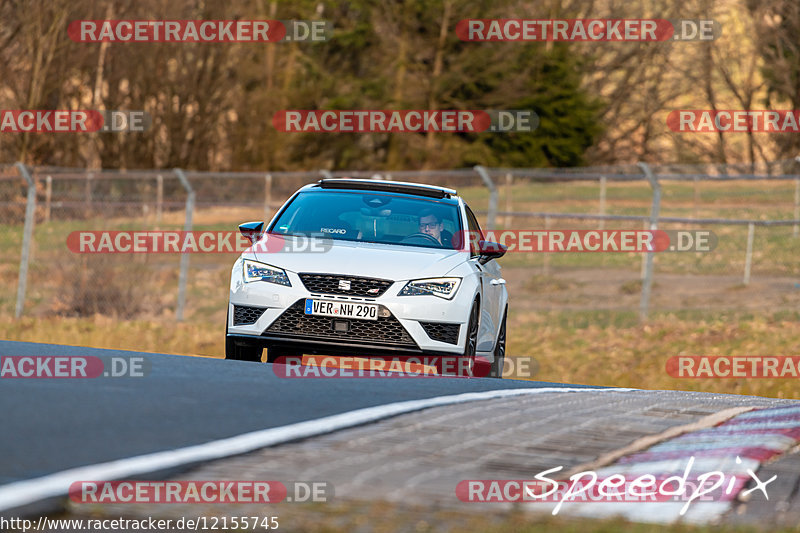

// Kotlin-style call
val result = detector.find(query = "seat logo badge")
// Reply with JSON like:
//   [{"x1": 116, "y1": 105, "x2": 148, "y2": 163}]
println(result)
[
  {"x1": 368, "y1": 288, "x2": 380, "y2": 294},
  {"x1": 339, "y1": 280, "x2": 351, "y2": 291}
]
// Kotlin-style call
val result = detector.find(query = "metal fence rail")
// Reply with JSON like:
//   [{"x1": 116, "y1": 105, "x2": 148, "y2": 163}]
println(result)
[{"x1": 1, "y1": 158, "x2": 799, "y2": 322}]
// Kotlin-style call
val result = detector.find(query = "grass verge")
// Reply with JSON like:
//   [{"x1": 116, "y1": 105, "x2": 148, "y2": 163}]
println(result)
[{"x1": 2, "y1": 309, "x2": 797, "y2": 400}]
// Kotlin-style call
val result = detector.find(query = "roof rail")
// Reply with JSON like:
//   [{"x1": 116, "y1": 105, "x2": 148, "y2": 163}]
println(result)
[{"x1": 317, "y1": 178, "x2": 456, "y2": 199}]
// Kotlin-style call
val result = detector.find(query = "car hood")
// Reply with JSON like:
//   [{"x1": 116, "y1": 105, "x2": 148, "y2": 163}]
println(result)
[{"x1": 248, "y1": 236, "x2": 466, "y2": 281}]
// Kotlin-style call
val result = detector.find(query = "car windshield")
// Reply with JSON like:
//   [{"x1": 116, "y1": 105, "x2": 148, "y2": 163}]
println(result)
[{"x1": 268, "y1": 189, "x2": 463, "y2": 250}]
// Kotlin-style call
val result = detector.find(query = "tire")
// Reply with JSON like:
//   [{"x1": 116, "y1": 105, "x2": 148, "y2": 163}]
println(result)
[
  {"x1": 489, "y1": 307, "x2": 507, "y2": 378},
  {"x1": 226, "y1": 341, "x2": 263, "y2": 362},
  {"x1": 265, "y1": 346, "x2": 304, "y2": 364},
  {"x1": 460, "y1": 300, "x2": 479, "y2": 377},
  {"x1": 225, "y1": 315, "x2": 264, "y2": 362}
]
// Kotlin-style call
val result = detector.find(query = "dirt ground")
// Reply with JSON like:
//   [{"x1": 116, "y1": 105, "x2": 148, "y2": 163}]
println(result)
[{"x1": 503, "y1": 266, "x2": 800, "y2": 312}]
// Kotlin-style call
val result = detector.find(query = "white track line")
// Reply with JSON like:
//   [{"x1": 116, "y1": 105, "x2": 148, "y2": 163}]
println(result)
[{"x1": 0, "y1": 386, "x2": 632, "y2": 512}]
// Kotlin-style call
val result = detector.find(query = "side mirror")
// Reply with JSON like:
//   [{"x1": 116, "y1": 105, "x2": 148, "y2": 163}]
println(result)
[
  {"x1": 477, "y1": 240, "x2": 507, "y2": 264},
  {"x1": 238, "y1": 221, "x2": 265, "y2": 244}
]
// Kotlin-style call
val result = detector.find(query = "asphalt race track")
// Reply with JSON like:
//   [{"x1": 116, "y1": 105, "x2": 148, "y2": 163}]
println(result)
[
  {"x1": 2, "y1": 340, "x2": 800, "y2": 528},
  {"x1": 0, "y1": 341, "x2": 592, "y2": 492}
]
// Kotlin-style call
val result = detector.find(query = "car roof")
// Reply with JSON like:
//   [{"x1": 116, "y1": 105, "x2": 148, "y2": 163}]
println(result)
[{"x1": 313, "y1": 178, "x2": 458, "y2": 199}]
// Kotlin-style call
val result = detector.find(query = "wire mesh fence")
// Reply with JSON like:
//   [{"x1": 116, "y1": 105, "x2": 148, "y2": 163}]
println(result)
[
  {"x1": 1, "y1": 160, "x2": 798, "y2": 323},
  {"x1": 482, "y1": 160, "x2": 800, "y2": 318}
]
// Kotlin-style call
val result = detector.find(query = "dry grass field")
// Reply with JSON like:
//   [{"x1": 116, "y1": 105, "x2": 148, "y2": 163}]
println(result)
[{"x1": 1, "y1": 180, "x2": 798, "y2": 398}]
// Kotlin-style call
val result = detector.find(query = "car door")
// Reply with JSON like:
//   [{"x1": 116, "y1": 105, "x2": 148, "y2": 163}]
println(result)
[{"x1": 464, "y1": 205, "x2": 503, "y2": 353}]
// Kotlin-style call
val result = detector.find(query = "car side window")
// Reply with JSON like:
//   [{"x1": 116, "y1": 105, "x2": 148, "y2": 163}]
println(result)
[{"x1": 464, "y1": 205, "x2": 483, "y2": 257}]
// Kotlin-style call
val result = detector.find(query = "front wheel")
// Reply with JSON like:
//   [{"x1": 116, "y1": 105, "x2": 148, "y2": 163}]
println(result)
[
  {"x1": 460, "y1": 301, "x2": 479, "y2": 377},
  {"x1": 225, "y1": 339, "x2": 264, "y2": 362},
  {"x1": 225, "y1": 315, "x2": 264, "y2": 362},
  {"x1": 489, "y1": 308, "x2": 507, "y2": 378},
  {"x1": 265, "y1": 346, "x2": 304, "y2": 364}
]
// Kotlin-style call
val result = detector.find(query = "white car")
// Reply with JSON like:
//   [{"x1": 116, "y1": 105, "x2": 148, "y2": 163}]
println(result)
[{"x1": 225, "y1": 179, "x2": 508, "y2": 377}]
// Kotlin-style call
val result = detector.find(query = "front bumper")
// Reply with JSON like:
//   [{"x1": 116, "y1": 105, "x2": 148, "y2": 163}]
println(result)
[{"x1": 228, "y1": 265, "x2": 475, "y2": 355}]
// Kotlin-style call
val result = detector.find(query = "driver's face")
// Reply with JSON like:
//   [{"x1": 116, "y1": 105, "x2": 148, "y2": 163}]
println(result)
[{"x1": 419, "y1": 215, "x2": 443, "y2": 243}]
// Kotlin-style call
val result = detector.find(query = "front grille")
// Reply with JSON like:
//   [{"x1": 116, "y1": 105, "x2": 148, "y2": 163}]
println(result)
[
  {"x1": 299, "y1": 273, "x2": 393, "y2": 298},
  {"x1": 420, "y1": 322, "x2": 460, "y2": 345},
  {"x1": 266, "y1": 299, "x2": 415, "y2": 346},
  {"x1": 233, "y1": 305, "x2": 266, "y2": 325}
]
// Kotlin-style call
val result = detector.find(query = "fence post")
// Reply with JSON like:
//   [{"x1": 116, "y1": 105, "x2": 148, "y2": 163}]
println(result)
[
  {"x1": 640, "y1": 219, "x2": 649, "y2": 280},
  {"x1": 638, "y1": 162, "x2": 661, "y2": 321},
  {"x1": 156, "y1": 174, "x2": 163, "y2": 225},
  {"x1": 794, "y1": 177, "x2": 799, "y2": 238},
  {"x1": 743, "y1": 222, "x2": 755, "y2": 285},
  {"x1": 504, "y1": 173, "x2": 513, "y2": 228},
  {"x1": 795, "y1": 156, "x2": 800, "y2": 238},
  {"x1": 543, "y1": 215, "x2": 551, "y2": 276},
  {"x1": 598, "y1": 176, "x2": 606, "y2": 230},
  {"x1": 473, "y1": 165, "x2": 497, "y2": 230},
  {"x1": 44, "y1": 175, "x2": 52, "y2": 223},
  {"x1": 85, "y1": 171, "x2": 93, "y2": 208},
  {"x1": 503, "y1": 172, "x2": 514, "y2": 229},
  {"x1": 174, "y1": 168, "x2": 194, "y2": 322},
  {"x1": 15, "y1": 162, "x2": 36, "y2": 319},
  {"x1": 264, "y1": 174, "x2": 273, "y2": 222}
]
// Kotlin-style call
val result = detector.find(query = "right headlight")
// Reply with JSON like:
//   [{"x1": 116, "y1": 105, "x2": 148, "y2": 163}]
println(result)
[
  {"x1": 398, "y1": 277, "x2": 461, "y2": 299},
  {"x1": 243, "y1": 259, "x2": 291, "y2": 286}
]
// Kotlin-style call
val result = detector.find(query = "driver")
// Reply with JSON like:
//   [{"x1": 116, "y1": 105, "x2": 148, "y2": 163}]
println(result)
[{"x1": 418, "y1": 209, "x2": 445, "y2": 245}]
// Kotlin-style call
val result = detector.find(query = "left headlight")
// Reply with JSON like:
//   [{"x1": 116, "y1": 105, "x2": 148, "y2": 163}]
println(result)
[
  {"x1": 243, "y1": 259, "x2": 291, "y2": 286},
  {"x1": 399, "y1": 277, "x2": 461, "y2": 299}
]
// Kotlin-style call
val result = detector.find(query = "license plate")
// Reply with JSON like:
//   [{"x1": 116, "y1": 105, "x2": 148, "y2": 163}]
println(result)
[{"x1": 304, "y1": 299, "x2": 379, "y2": 321}]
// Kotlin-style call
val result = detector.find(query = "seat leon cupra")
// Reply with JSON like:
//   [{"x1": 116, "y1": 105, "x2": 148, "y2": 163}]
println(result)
[{"x1": 225, "y1": 178, "x2": 508, "y2": 377}]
